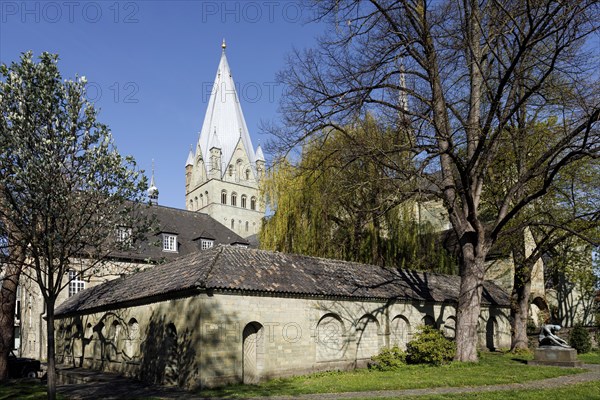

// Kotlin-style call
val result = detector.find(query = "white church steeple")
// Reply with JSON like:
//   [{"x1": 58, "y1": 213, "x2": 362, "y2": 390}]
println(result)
[
  {"x1": 196, "y1": 40, "x2": 256, "y2": 176},
  {"x1": 185, "y1": 41, "x2": 265, "y2": 238}
]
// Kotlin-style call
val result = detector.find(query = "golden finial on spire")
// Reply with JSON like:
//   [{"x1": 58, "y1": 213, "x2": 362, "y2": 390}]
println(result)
[{"x1": 222, "y1": 38, "x2": 226, "y2": 51}]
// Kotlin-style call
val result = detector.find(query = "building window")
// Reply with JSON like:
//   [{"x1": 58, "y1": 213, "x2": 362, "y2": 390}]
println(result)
[
  {"x1": 245, "y1": 169, "x2": 250, "y2": 180},
  {"x1": 221, "y1": 191, "x2": 227, "y2": 204},
  {"x1": 194, "y1": 196, "x2": 198, "y2": 209},
  {"x1": 68, "y1": 270, "x2": 85, "y2": 297},
  {"x1": 228, "y1": 165, "x2": 233, "y2": 176},
  {"x1": 250, "y1": 197, "x2": 256, "y2": 210},
  {"x1": 231, "y1": 219, "x2": 235, "y2": 230},
  {"x1": 115, "y1": 227, "x2": 132, "y2": 243},
  {"x1": 231, "y1": 192, "x2": 237, "y2": 207},
  {"x1": 162, "y1": 234, "x2": 177, "y2": 252},
  {"x1": 241, "y1": 195, "x2": 247, "y2": 208},
  {"x1": 245, "y1": 221, "x2": 249, "y2": 232},
  {"x1": 15, "y1": 286, "x2": 21, "y2": 322},
  {"x1": 201, "y1": 239, "x2": 214, "y2": 250}
]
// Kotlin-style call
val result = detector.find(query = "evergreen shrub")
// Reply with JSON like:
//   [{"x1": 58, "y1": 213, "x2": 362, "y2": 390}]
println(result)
[
  {"x1": 369, "y1": 345, "x2": 406, "y2": 371},
  {"x1": 569, "y1": 324, "x2": 592, "y2": 354},
  {"x1": 406, "y1": 325, "x2": 456, "y2": 366}
]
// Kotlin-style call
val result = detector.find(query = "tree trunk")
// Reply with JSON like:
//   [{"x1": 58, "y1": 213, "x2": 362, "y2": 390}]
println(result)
[
  {"x1": 455, "y1": 251, "x2": 486, "y2": 362},
  {"x1": 509, "y1": 229, "x2": 532, "y2": 351},
  {"x1": 0, "y1": 260, "x2": 22, "y2": 380},
  {"x1": 46, "y1": 298, "x2": 56, "y2": 400},
  {"x1": 510, "y1": 272, "x2": 532, "y2": 350}
]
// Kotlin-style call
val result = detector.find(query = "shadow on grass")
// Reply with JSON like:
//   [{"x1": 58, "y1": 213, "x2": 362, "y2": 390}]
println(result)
[
  {"x1": 511, "y1": 358, "x2": 529, "y2": 364},
  {"x1": 0, "y1": 379, "x2": 64, "y2": 400}
]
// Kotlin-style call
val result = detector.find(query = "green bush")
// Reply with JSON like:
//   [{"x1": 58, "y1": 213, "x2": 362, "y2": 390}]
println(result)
[
  {"x1": 569, "y1": 325, "x2": 592, "y2": 354},
  {"x1": 369, "y1": 345, "x2": 406, "y2": 371},
  {"x1": 406, "y1": 325, "x2": 456, "y2": 366}
]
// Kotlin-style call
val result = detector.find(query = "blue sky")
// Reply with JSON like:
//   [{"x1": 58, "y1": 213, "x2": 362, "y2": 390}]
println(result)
[{"x1": 0, "y1": 0, "x2": 324, "y2": 208}]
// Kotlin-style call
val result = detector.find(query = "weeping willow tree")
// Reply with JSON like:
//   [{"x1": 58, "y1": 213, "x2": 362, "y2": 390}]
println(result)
[{"x1": 260, "y1": 116, "x2": 457, "y2": 274}]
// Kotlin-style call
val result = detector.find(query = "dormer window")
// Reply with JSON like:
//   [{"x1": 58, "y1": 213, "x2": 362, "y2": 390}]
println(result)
[
  {"x1": 162, "y1": 233, "x2": 178, "y2": 252},
  {"x1": 201, "y1": 239, "x2": 214, "y2": 250},
  {"x1": 68, "y1": 270, "x2": 85, "y2": 297},
  {"x1": 115, "y1": 227, "x2": 132, "y2": 244}
]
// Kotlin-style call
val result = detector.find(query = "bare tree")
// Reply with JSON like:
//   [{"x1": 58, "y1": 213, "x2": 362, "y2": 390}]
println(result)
[
  {"x1": 271, "y1": 0, "x2": 600, "y2": 361},
  {"x1": 0, "y1": 52, "x2": 149, "y2": 398}
]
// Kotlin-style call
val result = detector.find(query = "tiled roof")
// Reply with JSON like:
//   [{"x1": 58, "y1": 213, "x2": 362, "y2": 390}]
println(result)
[
  {"x1": 111, "y1": 205, "x2": 249, "y2": 262},
  {"x1": 56, "y1": 246, "x2": 510, "y2": 317}
]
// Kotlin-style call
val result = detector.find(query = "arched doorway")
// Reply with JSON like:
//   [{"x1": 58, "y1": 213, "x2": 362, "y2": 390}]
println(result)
[{"x1": 242, "y1": 322, "x2": 264, "y2": 384}]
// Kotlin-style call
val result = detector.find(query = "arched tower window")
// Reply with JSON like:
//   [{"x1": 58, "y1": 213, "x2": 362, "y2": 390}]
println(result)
[
  {"x1": 250, "y1": 197, "x2": 256, "y2": 211},
  {"x1": 228, "y1": 165, "x2": 233, "y2": 177},
  {"x1": 194, "y1": 196, "x2": 198, "y2": 210},
  {"x1": 231, "y1": 192, "x2": 237, "y2": 207},
  {"x1": 241, "y1": 195, "x2": 247, "y2": 208},
  {"x1": 245, "y1": 221, "x2": 249, "y2": 232},
  {"x1": 221, "y1": 190, "x2": 227, "y2": 204},
  {"x1": 231, "y1": 219, "x2": 235, "y2": 230},
  {"x1": 245, "y1": 169, "x2": 251, "y2": 180},
  {"x1": 237, "y1": 159, "x2": 243, "y2": 179}
]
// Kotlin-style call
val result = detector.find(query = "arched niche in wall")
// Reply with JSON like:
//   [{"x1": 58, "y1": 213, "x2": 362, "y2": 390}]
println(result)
[
  {"x1": 355, "y1": 314, "x2": 381, "y2": 360},
  {"x1": 316, "y1": 313, "x2": 345, "y2": 362},
  {"x1": 443, "y1": 316, "x2": 456, "y2": 339},
  {"x1": 390, "y1": 315, "x2": 411, "y2": 349}
]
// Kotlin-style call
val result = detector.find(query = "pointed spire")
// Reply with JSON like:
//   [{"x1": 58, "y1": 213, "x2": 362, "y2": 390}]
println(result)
[
  {"x1": 255, "y1": 145, "x2": 265, "y2": 162},
  {"x1": 210, "y1": 128, "x2": 221, "y2": 150},
  {"x1": 186, "y1": 145, "x2": 194, "y2": 166},
  {"x1": 196, "y1": 41, "x2": 257, "y2": 171},
  {"x1": 148, "y1": 159, "x2": 159, "y2": 205}
]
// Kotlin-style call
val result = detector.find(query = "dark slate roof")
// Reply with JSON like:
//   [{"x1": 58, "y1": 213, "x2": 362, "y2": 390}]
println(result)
[
  {"x1": 56, "y1": 246, "x2": 510, "y2": 317},
  {"x1": 111, "y1": 205, "x2": 249, "y2": 262}
]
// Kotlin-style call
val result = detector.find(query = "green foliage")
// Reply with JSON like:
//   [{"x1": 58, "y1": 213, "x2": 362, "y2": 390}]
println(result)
[
  {"x1": 0, "y1": 51, "x2": 151, "y2": 397},
  {"x1": 260, "y1": 116, "x2": 457, "y2": 274},
  {"x1": 569, "y1": 325, "x2": 592, "y2": 354},
  {"x1": 369, "y1": 345, "x2": 406, "y2": 371},
  {"x1": 406, "y1": 326, "x2": 456, "y2": 366},
  {"x1": 510, "y1": 347, "x2": 533, "y2": 357},
  {"x1": 0, "y1": 51, "x2": 150, "y2": 274}
]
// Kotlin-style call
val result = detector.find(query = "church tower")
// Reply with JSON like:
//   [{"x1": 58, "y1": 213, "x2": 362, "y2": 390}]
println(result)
[{"x1": 185, "y1": 40, "x2": 265, "y2": 238}]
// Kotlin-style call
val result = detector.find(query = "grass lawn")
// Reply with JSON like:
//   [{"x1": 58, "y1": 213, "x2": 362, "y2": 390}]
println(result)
[
  {"x1": 579, "y1": 349, "x2": 600, "y2": 364},
  {"x1": 0, "y1": 379, "x2": 65, "y2": 400},
  {"x1": 354, "y1": 380, "x2": 600, "y2": 400},
  {"x1": 197, "y1": 352, "x2": 585, "y2": 398}
]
